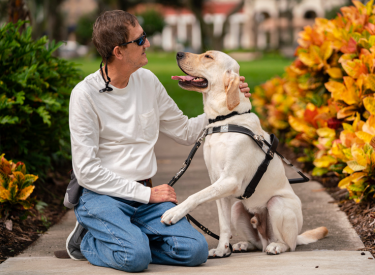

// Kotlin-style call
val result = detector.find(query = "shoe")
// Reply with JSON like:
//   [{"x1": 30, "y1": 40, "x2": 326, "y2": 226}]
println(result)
[{"x1": 66, "y1": 221, "x2": 88, "y2": 260}]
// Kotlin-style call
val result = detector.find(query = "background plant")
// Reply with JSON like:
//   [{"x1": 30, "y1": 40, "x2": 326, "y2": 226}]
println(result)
[
  {"x1": 253, "y1": 0, "x2": 375, "y2": 202},
  {"x1": 0, "y1": 21, "x2": 82, "y2": 179}
]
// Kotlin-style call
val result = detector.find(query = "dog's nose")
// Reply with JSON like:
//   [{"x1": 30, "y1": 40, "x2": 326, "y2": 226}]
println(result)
[{"x1": 176, "y1": 52, "x2": 185, "y2": 60}]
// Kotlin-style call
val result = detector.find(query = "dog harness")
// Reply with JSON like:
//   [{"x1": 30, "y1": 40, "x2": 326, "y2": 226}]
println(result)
[{"x1": 167, "y1": 112, "x2": 309, "y2": 258}]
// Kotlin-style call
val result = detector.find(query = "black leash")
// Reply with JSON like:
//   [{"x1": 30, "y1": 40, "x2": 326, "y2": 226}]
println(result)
[{"x1": 168, "y1": 124, "x2": 309, "y2": 258}]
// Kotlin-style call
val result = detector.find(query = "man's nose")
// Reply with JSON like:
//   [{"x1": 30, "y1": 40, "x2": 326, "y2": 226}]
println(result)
[{"x1": 176, "y1": 52, "x2": 185, "y2": 60}]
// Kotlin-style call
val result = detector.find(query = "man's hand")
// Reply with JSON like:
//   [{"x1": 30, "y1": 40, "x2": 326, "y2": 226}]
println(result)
[
  {"x1": 239, "y1": 76, "x2": 251, "y2": 98},
  {"x1": 149, "y1": 184, "x2": 178, "y2": 204}
]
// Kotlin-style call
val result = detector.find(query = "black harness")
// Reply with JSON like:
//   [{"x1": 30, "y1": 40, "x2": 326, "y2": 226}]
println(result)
[{"x1": 168, "y1": 111, "x2": 309, "y2": 258}]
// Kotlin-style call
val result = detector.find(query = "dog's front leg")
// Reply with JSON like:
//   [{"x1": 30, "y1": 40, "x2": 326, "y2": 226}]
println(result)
[
  {"x1": 208, "y1": 197, "x2": 232, "y2": 258},
  {"x1": 161, "y1": 177, "x2": 238, "y2": 225}
]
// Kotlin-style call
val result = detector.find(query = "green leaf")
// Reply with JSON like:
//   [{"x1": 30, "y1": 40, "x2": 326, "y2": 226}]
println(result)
[{"x1": 312, "y1": 167, "x2": 329, "y2": 176}]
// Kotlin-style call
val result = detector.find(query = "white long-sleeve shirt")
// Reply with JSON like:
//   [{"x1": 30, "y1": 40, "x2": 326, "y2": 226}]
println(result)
[{"x1": 69, "y1": 68, "x2": 207, "y2": 204}]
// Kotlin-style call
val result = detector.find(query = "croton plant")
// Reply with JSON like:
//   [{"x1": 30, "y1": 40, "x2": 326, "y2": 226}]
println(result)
[
  {"x1": 0, "y1": 154, "x2": 38, "y2": 218},
  {"x1": 253, "y1": 0, "x2": 375, "y2": 202}
]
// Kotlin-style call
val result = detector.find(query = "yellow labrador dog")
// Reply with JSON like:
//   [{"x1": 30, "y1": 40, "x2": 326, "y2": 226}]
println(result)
[{"x1": 161, "y1": 51, "x2": 328, "y2": 257}]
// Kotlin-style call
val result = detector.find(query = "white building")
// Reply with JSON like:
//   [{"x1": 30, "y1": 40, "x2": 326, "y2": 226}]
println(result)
[{"x1": 159, "y1": 0, "x2": 348, "y2": 52}]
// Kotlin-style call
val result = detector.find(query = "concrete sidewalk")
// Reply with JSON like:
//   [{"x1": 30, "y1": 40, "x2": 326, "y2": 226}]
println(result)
[{"x1": 1, "y1": 133, "x2": 374, "y2": 274}]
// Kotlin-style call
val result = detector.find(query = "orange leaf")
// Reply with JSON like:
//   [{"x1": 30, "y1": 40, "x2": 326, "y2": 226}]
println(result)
[{"x1": 340, "y1": 37, "x2": 357, "y2": 54}]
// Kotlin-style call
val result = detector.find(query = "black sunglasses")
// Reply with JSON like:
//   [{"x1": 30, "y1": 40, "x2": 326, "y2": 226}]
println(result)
[{"x1": 119, "y1": 31, "x2": 147, "y2": 47}]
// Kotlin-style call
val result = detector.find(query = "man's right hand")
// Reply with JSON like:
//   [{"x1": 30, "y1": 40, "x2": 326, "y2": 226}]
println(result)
[{"x1": 149, "y1": 184, "x2": 178, "y2": 204}]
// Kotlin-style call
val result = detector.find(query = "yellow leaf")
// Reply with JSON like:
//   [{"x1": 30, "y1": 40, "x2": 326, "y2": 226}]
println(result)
[
  {"x1": 363, "y1": 97, "x2": 375, "y2": 115},
  {"x1": 12, "y1": 171, "x2": 25, "y2": 188},
  {"x1": 313, "y1": 155, "x2": 337, "y2": 168},
  {"x1": 321, "y1": 41, "x2": 333, "y2": 61},
  {"x1": 288, "y1": 116, "x2": 316, "y2": 138},
  {"x1": 316, "y1": 127, "x2": 336, "y2": 138},
  {"x1": 299, "y1": 52, "x2": 316, "y2": 67},
  {"x1": 351, "y1": 144, "x2": 367, "y2": 166},
  {"x1": 343, "y1": 165, "x2": 354, "y2": 174},
  {"x1": 365, "y1": 75, "x2": 375, "y2": 91},
  {"x1": 325, "y1": 81, "x2": 346, "y2": 100},
  {"x1": 17, "y1": 185, "x2": 35, "y2": 201},
  {"x1": 347, "y1": 160, "x2": 366, "y2": 171},
  {"x1": 337, "y1": 105, "x2": 358, "y2": 120},
  {"x1": 0, "y1": 185, "x2": 11, "y2": 200},
  {"x1": 363, "y1": 115, "x2": 375, "y2": 135},
  {"x1": 342, "y1": 123, "x2": 354, "y2": 132},
  {"x1": 327, "y1": 67, "x2": 343, "y2": 79},
  {"x1": 355, "y1": 131, "x2": 373, "y2": 143},
  {"x1": 338, "y1": 176, "x2": 352, "y2": 189}
]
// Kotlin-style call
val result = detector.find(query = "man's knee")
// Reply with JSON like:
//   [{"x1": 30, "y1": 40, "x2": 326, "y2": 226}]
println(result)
[
  {"x1": 113, "y1": 247, "x2": 152, "y2": 272},
  {"x1": 185, "y1": 235, "x2": 208, "y2": 266}
]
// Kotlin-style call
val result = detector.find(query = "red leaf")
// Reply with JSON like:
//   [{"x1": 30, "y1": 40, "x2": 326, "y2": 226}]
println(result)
[
  {"x1": 327, "y1": 118, "x2": 342, "y2": 129},
  {"x1": 365, "y1": 23, "x2": 375, "y2": 35},
  {"x1": 304, "y1": 108, "x2": 319, "y2": 128},
  {"x1": 340, "y1": 37, "x2": 357, "y2": 54}
]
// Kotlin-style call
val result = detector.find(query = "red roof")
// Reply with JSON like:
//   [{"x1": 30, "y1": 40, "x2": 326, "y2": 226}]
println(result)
[{"x1": 162, "y1": 2, "x2": 244, "y2": 16}]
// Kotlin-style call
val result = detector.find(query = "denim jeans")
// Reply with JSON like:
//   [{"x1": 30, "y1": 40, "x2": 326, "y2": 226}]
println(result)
[{"x1": 74, "y1": 188, "x2": 208, "y2": 272}]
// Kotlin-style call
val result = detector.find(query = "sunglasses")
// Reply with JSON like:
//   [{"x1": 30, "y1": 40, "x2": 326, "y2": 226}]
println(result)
[{"x1": 119, "y1": 31, "x2": 147, "y2": 47}]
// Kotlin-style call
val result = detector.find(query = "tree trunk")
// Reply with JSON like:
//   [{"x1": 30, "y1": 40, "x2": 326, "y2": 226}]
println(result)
[{"x1": 8, "y1": 0, "x2": 30, "y2": 32}]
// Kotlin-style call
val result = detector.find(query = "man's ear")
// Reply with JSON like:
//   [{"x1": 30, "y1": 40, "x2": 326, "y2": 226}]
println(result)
[{"x1": 224, "y1": 70, "x2": 240, "y2": 111}]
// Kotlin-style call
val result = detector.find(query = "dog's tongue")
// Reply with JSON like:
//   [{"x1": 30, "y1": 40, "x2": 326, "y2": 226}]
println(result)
[{"x1": 171, "y1": 75, "x2": 195, "y2": 81}]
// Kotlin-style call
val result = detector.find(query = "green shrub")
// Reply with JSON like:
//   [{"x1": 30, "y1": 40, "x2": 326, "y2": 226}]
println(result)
[
  {"x1": 137, "y1": 9, "x2": 165, "y2": 36},
  {"x1": 76, "y1": 12, "x2": 97, "y2": 45},
  {"x1": 0, "y1": 21, "x2": 82, "y2": 178}
]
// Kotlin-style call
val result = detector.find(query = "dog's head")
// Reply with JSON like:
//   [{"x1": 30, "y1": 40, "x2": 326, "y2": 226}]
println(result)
[{"x1": 172, "y1": 51, "x2": 242, "y2": 111}]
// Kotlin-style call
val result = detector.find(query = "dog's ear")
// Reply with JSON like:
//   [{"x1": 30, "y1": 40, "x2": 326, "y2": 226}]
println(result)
[{"x1": 224, "y1": 70, "x2": 240, "y2": 111}]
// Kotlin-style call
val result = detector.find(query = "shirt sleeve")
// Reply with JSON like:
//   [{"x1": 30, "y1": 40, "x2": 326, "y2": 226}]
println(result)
[
  {"x1": 155, "y1": 75, "x2": 208, "y2": 145},
  {"x1": 69, "y1": 89, "x2": 151, "y2": 203}
]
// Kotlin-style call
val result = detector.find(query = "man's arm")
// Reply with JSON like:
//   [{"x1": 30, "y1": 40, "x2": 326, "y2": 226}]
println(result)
[
  {"x1": 155, "y1": 76, "x2": 207, "y2": 146},
  {"x1": 69, "y1": 89, "x2": 152, "y2": 203}
]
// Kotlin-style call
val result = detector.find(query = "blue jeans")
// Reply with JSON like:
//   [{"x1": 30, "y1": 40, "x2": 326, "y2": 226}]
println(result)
[{"x1": 74, "y1": 188, "x2": 208, "y2": 272}]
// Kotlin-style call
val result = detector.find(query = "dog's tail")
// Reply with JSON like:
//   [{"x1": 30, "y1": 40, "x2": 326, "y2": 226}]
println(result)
[{"x1": 296, "y1": 226, "x2": 328, "y2": 245}]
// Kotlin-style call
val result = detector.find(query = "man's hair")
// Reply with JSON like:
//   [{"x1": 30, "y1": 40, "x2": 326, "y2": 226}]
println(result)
[{"x1": 92, "y1": 10, "x2": 138, "y2": 63}]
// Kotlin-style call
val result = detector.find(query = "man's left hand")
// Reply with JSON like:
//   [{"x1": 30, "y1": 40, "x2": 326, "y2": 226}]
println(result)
[{"x1": 239, "y1": 76, "x2": 251, "y2": 98}]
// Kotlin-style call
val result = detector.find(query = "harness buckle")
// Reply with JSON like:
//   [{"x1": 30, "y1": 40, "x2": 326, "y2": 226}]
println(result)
[
  {"x1": 197, "y1": 129, "x2": 207, "y2": 143},
  {"x1": 221, "y1": 125, "x2": 229, "y2": 132}
]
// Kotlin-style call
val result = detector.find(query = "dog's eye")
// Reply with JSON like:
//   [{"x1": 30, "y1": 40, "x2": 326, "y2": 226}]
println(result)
[{"x1": 205, "y1": 55, "x2": 213, "y2": 59}]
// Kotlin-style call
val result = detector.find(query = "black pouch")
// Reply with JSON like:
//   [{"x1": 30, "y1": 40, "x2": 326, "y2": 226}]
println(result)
[{"x1": 63, "y1": 170, "x2": 83, "y2": 209}]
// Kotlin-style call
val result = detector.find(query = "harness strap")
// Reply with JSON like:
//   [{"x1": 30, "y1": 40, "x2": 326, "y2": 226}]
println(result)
[{"x1": 206, "y1": 124, "x2": 309, "y2": 200}]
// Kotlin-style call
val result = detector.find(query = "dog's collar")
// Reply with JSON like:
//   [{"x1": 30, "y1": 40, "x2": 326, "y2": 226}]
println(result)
[{"x1": 208, "y1": 110, "x2": 251, "y2": 124}]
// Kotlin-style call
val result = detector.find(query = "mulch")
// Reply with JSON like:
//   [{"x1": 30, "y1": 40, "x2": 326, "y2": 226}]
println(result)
[{"x1": 0, "y1": 169, "x2": 69, "y2": 264}]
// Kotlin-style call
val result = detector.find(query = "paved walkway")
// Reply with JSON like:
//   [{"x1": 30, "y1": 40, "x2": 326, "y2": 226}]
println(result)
[{"x1": 1, "y1": 133, "x2": 374, "y2": 274}]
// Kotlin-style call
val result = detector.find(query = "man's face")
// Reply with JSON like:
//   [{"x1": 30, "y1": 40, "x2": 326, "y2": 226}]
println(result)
[{"x1": 121, "y1": 23, "x2": 150, "y2": 69}]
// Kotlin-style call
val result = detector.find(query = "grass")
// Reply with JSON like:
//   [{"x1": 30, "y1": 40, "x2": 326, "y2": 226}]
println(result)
[{"x1": 71, "y1": 52, "x2": 292, "y2": 118}]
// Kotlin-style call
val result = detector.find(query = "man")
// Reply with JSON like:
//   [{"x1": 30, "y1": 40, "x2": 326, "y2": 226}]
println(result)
[{"x1": 66, "y1": 10, "x2": 251, "y2": 273}]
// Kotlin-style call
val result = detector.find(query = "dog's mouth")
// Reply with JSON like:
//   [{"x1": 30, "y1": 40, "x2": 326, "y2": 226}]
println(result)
[{"x1": 171, "y1": 75, "x2": 208, "y2": 88}]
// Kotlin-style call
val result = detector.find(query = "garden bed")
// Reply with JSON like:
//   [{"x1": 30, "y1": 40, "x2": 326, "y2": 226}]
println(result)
[{"x1": 0, "y1": 171, "x2": 69, "y2": 263}]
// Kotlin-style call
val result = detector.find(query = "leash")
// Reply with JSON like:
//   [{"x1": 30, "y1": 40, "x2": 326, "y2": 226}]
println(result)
[{"x1": 168, "y1": 124, "x2": 309, "y2": 258}]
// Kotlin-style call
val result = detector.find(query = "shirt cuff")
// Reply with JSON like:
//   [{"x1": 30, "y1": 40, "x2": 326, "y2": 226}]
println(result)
[{"x1": 132, "y1": 182, "x2": 152, "y2": 204}]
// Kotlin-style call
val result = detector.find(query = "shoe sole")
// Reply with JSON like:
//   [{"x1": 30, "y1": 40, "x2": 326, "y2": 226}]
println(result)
[{"x1": 66, "y1": 221, "x2": 86, "y2": 261}]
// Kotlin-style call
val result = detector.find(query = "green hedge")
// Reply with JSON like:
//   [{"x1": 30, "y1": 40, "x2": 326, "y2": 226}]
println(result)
[{"x1": 0, "y1": 21, "x2": 82, "y2": 178}]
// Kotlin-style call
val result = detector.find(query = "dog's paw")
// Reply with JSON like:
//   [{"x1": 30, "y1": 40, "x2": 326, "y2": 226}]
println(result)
[
  {"x1": 208, "y1": 245, "x2": 231, "y2": 258},
  {"x1": 233, "y1": 241, "x2": 256, "y2": 252},
  {"x1": 161, "y1": 204, "x2": 187, "y2": 225},
  {"x1": 265, "y1": 242, "x2": 283, "y2": 255}
]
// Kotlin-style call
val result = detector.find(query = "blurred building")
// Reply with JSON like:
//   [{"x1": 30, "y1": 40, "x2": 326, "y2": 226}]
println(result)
[
  {"x1": 61, "y1": 0, "x2": 96, "y2": 41},
  {"x1": 60, "y1": 0, "x2": 348, "y2": 53},
  {"x1": 160, "y1": 0, "x2": 348, "y2": 52}
]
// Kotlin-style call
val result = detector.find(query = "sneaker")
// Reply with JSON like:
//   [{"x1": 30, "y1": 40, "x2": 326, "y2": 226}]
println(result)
[{"x1": 66, "y1": 221, "x2": 88, "y2": 260}]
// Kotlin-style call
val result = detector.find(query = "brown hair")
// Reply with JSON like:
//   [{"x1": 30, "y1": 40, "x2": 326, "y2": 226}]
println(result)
[{"x1": 92, "y1": 10, "x2": 138, "y2": 63}]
